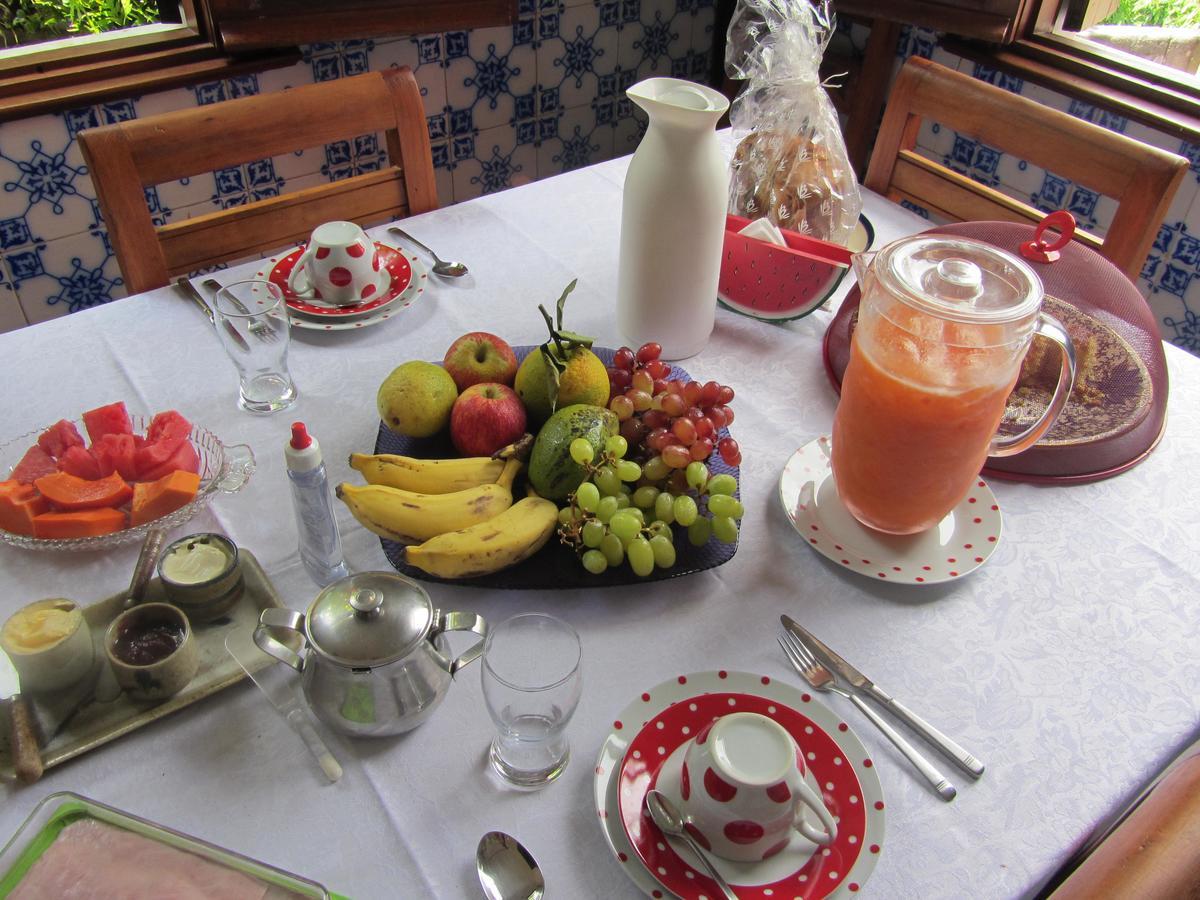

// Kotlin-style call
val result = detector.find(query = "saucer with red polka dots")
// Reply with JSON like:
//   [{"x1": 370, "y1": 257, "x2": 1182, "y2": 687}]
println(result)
[
  {"x1": 594, "y1": 670, "x2": 884, "y2": 899},
  {"x1": 265, "y1": 242, "x2": 419, "y2": 319},
  {"x1": 778, "y1": 436, "x2": 1003, "y2": 585}
]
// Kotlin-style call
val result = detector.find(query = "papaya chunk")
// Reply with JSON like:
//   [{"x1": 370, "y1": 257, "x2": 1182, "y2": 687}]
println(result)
[
  {"x1": 130, "y1": 470, "x2": 201, "y2": 527},
  {"x1": 0, "y1": 481, "x2": 49, "y2": 536},
  {"x1": 34, "y1": 470, "x2": 133, "y2": 511},
  {"x1": 33, "y1": 508, "x2": 127, "y2": 539}
]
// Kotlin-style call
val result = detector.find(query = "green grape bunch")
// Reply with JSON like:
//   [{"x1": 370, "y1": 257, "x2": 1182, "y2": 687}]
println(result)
[{"x1": 557, "y1": 436, "x2": 744, "y2": 578}]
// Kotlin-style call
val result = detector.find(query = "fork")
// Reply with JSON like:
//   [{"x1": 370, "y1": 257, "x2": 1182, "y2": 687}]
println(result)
[
  {"x1": 203, "y1": 278, "x2": 278, "y2": 342},
  {"x1": 778, "y1": 631, "x2": 957, "y2": 801}
]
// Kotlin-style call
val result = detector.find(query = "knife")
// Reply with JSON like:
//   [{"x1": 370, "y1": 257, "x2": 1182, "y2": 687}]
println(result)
[
  {"x1": 173, "y1": 278, "x2": 250, "y2": 352},
  {"x1": 224, "y1": 634, "x2": 342, "y2": 783},
  {"x1": 0, "y1": 649, "x2": 44, "y2": 784},
  {"x1": 781, "y1": 615, "x2": 985, "y2": 778}
]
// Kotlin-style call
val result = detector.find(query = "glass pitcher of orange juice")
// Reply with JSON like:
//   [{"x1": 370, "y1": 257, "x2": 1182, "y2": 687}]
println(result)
[{"x1": 832, "y1": 235, "x2": 1076, "y2": 535}]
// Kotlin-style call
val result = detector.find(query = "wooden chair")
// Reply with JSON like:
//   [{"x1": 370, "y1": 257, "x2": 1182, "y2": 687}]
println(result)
[
  {"x1": 78, "y1": 67, "x2": 437, "y2": 294},
  {"x1": 1048, "y1": 752, "x2": 1200, "y2": 899},
  {"x1": 864, "y1": 56, "x2": 1188, "y2": 282}
]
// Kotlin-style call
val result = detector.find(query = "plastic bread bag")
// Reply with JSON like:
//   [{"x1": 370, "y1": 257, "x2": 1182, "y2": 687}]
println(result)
[{"x1": 726, "y1": 0, "x2": 862, "y2": 245}]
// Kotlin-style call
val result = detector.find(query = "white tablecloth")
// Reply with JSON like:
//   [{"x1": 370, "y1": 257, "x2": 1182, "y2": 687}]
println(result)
[{"x1": 1, "y1": 152, "x2": 1198, "y2": 900}]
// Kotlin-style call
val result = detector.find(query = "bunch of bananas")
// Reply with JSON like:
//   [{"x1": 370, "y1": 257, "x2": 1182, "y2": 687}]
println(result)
[{"x1": 338, "y1": 442, "x2": 557, "y2": 579}]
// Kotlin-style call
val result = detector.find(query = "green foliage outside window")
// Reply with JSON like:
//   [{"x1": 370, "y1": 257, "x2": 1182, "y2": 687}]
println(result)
[
  {"x1": 1, "y1": 0, "x2": 160, "y2": 48},
  {"x1": 1103, "y1": 0, "x2": 1200, "y2": 28}
]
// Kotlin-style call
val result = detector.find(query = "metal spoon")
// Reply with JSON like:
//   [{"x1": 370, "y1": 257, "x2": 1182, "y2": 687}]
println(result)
[
  {"x1": 645, "y1": 789, "x2": 739, "y2": 900},
  {"x1": 476, "y1": 831, "x2": 544, "y2": 900},
  {"x1": 388, "y1": 226, "x2": 469, "y2": 277}
]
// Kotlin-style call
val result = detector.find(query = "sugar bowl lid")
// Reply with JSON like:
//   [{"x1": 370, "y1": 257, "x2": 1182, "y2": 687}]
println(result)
[
  {"x1": 305, "y1": 571, "x2": 432, "y2": 667},
  {"x1": 874, "y1": 234, "x2": 1044, "y2": 325}
]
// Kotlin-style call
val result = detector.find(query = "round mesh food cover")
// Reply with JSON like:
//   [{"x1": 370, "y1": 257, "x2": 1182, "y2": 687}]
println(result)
[{"x1": 822, "y1": 220, "x2": 1169, "y2": 484}]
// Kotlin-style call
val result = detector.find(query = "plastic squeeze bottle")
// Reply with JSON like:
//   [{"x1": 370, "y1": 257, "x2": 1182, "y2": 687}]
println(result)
[{"x1": 285, "y1": 422, "x2": 349, "y2": 586}]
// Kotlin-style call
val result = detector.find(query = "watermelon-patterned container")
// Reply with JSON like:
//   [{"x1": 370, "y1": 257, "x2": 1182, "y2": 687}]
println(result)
[
  {"x1": 718, "y1": 213, "x2": 872, "y2": 322},
  {"x1": 0, "y1": 793, "x2": 342, "y2": 898}
]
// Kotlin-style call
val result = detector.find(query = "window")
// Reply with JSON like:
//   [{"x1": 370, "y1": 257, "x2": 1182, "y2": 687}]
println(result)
[
  {"x1": 1049, "y1": 0, "x2": 1200, "y2": 81},
  {"x1": 1, "y1": 0, "x2": 186, "y2": 54},
  {"x1": 0, "y1": 0, "x2": 517, "y2": 121}
]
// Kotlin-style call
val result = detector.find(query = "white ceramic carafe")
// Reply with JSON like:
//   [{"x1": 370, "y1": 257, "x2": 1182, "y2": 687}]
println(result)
[{"x1": 616, "y1": 78, "x2": 730, "y2": 360}]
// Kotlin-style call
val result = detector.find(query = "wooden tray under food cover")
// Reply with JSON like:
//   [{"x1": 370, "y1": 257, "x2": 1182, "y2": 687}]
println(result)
[{"x1": 0, "y1": 551, "x2": 293, "y2": 781}]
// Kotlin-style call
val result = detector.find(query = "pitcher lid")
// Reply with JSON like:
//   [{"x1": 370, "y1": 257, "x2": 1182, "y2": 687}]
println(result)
[
  {"x1": 874, "y1": 234, "x2": 1043, "y2": 325},
  {"x1": 306, "y1": 571, "x2": 432, "y2": 667}
]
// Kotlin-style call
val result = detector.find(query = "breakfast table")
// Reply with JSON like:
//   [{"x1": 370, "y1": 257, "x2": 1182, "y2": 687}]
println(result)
[{"x1": 1, "y1": 142, "x2": 1198, "y2": 900}]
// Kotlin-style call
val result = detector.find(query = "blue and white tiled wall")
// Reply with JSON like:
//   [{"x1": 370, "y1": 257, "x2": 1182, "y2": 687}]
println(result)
[
  {"x1": 2, "y1": 7, "x2": 1199, "y2": 359},
  {"x1": 875, "y1": 24, "x2": 1200, "y2": 357},
  {"x1": 0, "y1": 0, "x2": 716, "y2": 332}
]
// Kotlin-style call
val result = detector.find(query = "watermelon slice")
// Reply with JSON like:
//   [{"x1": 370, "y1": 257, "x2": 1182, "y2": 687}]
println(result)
[
  {"x1": 81, "y1": 402, "x2": 132, "y2": 444},
  {"x1": 11, "y1": 446, "x2": 58, "y2": 484},
  {"x1": 135, "y1": 411, "x2": 192, "y2": 477},
  {"x1": 59, "y1": 446, "x2": 102, "y2": 480},
  {"x1": 92, "y1": 433, "x2": 139, "y2": 481},
  {"x1": 37, "y1": 420, "x2": 85, "y2": 459},
  {"x1": 138, "y1": 440, "x2": 200, "y2": 482}
]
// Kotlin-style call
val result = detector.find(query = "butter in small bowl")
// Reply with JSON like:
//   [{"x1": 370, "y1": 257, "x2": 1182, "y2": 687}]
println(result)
[
  {"x1": 1, "y1": 598, "x2": 94, "y2": 694},
  {"x1": 157, "y1": 533, "x2": 243, "y2": 623}
]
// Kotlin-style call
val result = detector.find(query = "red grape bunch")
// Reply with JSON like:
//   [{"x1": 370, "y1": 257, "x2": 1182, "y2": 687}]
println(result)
[{"x1": 605, "y1": 342, "x2": 742, "y2": 469}]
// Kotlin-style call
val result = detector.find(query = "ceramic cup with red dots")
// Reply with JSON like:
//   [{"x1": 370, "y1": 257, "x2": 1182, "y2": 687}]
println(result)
[
  {"x1": 678, "y1": 711, "x2": 837, "y2": 862},
  {"x1": 287, "y1": 220, "x2": 387, "y2": 306}
]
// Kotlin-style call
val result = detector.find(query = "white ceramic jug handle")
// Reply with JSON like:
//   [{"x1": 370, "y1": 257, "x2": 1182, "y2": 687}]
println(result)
[
  {"x1": 792, "y1": 779, "x2": 838, "y2": 845},
  {"x1": 288, "y1": 246, "x2": 317, "y2": 298},
  {"x1": 989, "y1": 311, "x2": 1077, "y2": 458}
]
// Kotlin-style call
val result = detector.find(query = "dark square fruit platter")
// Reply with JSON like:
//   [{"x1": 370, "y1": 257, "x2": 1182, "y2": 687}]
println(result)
[{"x1": 346, "y1": 336, "x2": 743, "y2": 590}]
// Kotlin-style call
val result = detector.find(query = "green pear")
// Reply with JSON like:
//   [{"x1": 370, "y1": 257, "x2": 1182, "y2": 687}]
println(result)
[{"x1": 377, "y1": 361, "x2": 458, "y2": 437}]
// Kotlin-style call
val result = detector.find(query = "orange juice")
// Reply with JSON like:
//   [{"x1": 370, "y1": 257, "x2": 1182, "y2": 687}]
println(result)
[{"x1": 832, "y1": 311, "x2": 1019, "y2": 535}]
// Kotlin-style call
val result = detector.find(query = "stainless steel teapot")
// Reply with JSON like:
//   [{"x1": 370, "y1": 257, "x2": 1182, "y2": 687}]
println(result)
[{"x1": 253, "y1": 571, "x2": 486, "y2": 737}]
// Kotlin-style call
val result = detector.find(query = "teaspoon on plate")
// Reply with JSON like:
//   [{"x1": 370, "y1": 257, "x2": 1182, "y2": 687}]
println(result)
[
  {"x1": 388, "y1": 226, "x2": 469, "y2": 277},
  {"x1": 645, "y1": 789, "x2": 739, "y2": 900}
]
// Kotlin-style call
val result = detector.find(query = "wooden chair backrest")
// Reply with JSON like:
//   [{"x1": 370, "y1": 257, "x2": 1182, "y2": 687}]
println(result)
[
  {"x1": 864, "y1": 57, "x2": 1188, "y2": 282},
  {"x1": 78, "y1": 67, "x2": 437, "y2": 294}
]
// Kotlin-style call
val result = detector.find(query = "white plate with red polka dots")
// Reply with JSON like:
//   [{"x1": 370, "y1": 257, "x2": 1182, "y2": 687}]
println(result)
[
  {"x1": 778, "y1": 436, "x2": 1003, "y2": 585},
  {"x1": 594, "y1": 670, "x2": 884, "y2": 899},
  {"x1": 254, "y1": 243, "x2": 428, "y2": 331}
]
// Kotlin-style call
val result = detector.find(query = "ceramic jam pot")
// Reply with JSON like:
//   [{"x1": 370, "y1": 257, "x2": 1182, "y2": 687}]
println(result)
[
  {"x1": 0, "y1": 598, "x2": 93, "y2": 694},
  {"x1": 253, "y1": 571, "x2": 486, "y2": 737}
]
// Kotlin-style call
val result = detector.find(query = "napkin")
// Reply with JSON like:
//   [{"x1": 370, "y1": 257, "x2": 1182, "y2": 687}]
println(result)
[{"x1": 737, "y1": 216, "x2": 787, "y2": 246}]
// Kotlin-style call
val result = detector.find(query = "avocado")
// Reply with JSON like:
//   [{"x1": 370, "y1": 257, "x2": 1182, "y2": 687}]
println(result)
[{"x1": 529, "y1": 404, "x2": 619, "y2": 501}]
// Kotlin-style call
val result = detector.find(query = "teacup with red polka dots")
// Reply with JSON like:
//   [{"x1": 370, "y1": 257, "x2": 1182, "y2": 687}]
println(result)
[
  {"x1": 287, "y1": 220, "x2": 388, "y2": 306},
  {"x1": 679, "y1": 711, "x2": 837, "y2": 862}
]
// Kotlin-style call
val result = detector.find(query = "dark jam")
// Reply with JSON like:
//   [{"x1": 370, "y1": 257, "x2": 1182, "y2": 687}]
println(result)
[{"x1": 114, "y1": 621, "x2": 184, "y2": 666}]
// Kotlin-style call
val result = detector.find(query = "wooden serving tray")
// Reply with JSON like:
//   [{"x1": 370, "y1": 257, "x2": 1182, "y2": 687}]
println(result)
[{"x1": 0, "y1": 550, "x2": 293, "y2": 781}]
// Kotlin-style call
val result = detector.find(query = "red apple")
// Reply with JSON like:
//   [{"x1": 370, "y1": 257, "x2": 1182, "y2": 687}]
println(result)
[
  {"x1": 443, "y1": 332, "x2": 518, "y2": 391},
  {"x1": 450, "y1": 383, "x2": 527, "y2": 457}
]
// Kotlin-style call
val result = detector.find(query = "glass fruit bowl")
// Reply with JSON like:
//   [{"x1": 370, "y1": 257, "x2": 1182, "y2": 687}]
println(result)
[{"x1": 0, "y1": 417, "x2": 255, "y2": 551}]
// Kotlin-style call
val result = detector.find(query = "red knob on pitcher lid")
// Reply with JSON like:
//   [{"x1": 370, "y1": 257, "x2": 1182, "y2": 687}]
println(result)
[{"x1": 1020, "y1": 211, "x2": 1075, "y2": 264}]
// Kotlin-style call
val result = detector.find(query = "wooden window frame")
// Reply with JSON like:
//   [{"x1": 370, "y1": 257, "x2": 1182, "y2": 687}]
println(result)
[
  {"x1": 945, "y1": 0, "x2": 1200, "y2": 141},
  {"x1": 0, "y1": 0, "x2": 517, "y2": 123}
]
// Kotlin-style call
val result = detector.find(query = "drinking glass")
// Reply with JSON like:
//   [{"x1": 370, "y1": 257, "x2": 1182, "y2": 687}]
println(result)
[
  {"x1": 212, "y1": 280, "x2": 297, "y2": 414},
  {"x1": 481, "y1": 613, "x2": 582, "y2": 788}
]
